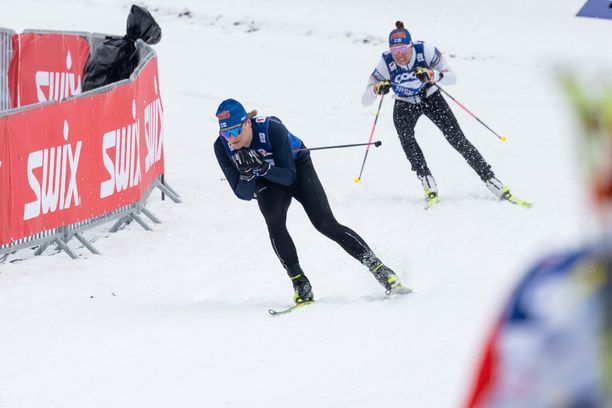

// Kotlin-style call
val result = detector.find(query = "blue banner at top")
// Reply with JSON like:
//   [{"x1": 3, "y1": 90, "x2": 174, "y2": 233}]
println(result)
[{"x1": 577, "y1": 0, "x2": 612, "y2": 20}]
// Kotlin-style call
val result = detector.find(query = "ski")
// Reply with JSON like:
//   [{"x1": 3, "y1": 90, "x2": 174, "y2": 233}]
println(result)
[
  {"x1": 269, "y1": 286, "x2": 411, "y2": 314},
  {"x1": 386, "y1": 285, "x2": 413, "y2": 296},
  {"x1": 502, "y1": 192, "x2": 532, "y2": 208},
  {"x1": 424, "y1": 193, "x2": 440, "y2": 210},
  {"x1": 424, "y1": 193, "x2": 530, "y2": 209},
  {"x1": 268, "y1": 300, "x2": 315, "y2": 316}
]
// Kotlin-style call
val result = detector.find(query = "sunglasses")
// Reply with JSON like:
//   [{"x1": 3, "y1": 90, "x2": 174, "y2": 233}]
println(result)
[
  {"x1": 220, "y1": 121, "x2": 246, "y2": 139},
  {"x1": 390, "y1": 44, "x2": 412, "y2": 55}
]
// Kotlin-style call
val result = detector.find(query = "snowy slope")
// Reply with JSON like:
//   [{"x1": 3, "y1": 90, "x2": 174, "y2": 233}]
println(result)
[{"x1": 2, "y1": 1, "x2": 612, "y2": 407}]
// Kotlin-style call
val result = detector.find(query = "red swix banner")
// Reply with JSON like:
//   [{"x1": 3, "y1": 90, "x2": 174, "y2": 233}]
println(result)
[
  {"x1": 7, "y1": 32, "x2": 90, "y2": 108},
  {"x1": 0, "y1": 54, "x2": 164, "y2": 246}
]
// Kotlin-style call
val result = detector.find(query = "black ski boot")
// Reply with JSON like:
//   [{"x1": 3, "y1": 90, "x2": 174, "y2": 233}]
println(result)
[
  {"x1": 371, "y1": 263, "x2": 401, "y2": 292},
  {"x1": 363, "y1": 255, "x2": 401, "y2": 292},
  {"x1": 287, "y1": 264, "x2": 314, "y2": 304}
]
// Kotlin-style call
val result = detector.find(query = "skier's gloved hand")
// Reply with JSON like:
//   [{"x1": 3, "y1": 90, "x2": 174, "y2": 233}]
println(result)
[
  {"x1": 247, "y1": 149, "x2": 270, "y2": 176},
  {"x1": 232, "y1": 150, "x2": 255, "y2": 181},
  {"x1": 233, "y1": 149, "x2": 270, "y2": 178},
  {"x1": 232, "y1": 149, "x2": 251, "y2": 171},
  {"x1": 373, "y1": 81, "x2": 391, "y2": 96},
  {"x1": 239, "y1": 168, "x2": 255, "y2": 181},
  {"x1": 416, "y1": 67, "x2": 435, "y2": 84}
]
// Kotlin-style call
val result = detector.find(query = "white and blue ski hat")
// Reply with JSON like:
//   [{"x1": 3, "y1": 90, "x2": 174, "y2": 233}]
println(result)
[{"x1": 389, "y1": 21, "x2": 411, "y2": 46}]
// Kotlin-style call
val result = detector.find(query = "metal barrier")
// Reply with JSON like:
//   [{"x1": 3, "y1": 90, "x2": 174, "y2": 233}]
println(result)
[
  {"x1": 0, "y1": 30, "x2": 181, "y2": 260},
  {"x1": 0, "y1": 28, "x2": 14, "y2": 112},
  {"x1": 22, "y1": 176, "x2": 179, "y2": 260}
]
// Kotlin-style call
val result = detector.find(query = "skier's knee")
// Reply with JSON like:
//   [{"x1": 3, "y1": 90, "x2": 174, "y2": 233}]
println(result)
[
  {"x1": 263, "y1": 209, "x2": 287, "y2": 229},
  {"x1": 399, "y1": 132, "x2": 416, "y2": 143},
  {"x1": 445, "y1": 131, "x2": 467, "y2": 147},
  {"x1": 312, "y1": 217, "x2": 339, "y2": 236}
]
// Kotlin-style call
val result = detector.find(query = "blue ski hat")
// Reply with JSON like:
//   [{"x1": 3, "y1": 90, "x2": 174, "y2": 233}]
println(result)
[
  {"x1": 389, "y1": 21, "x2": 411, "y2": 46},
  {"x1": 216, "y1": 98, "x2": 247, "y2": 130}
]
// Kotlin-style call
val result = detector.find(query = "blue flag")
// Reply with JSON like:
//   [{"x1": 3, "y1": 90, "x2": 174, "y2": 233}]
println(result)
[{"x1": 577, "y1": 0, "x2": 612, "y2": 20}]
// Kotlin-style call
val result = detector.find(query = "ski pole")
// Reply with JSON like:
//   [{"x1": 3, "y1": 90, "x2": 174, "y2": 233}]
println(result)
[
  {"x1": 293, "y1": 141, "x2": 382, "y2": 153},
  {"x1": 433, "y1": 83, "x2": 507, "y2": 142},
  {"x1": 355, "y1": 93, "x2": 386, "y2": 183},
  {"x1": 218, "y1": 142, "x2": 383, "y2": 183}
]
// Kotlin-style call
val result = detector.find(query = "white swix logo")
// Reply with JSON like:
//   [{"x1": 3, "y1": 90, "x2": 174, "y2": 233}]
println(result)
[
  {"x1": 100, "y1": 100, "x2": 141, "y2": 198},
  {"x1": 23, "y1": 120, "x2": 82, "y2": 220},
  {"x1": 35, "y1": 51, "x2": 82, "y2": 102},
  {"x1": 144, "y1": 76, "x2": 163, "y2": 172}
]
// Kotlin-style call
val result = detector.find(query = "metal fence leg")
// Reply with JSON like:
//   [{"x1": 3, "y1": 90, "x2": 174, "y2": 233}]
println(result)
[
  {"x1": 74, "y1": 233, "x2": 101, "y2": 255},
  {"x1": 161, "y1": 180, "x2": 181, "y2": 198},
  {"x1": 33, "y1": 240, "x2": 52, "y2": 256},
  {"x1": 54, "y1": 237, "x2": 78, "y2": 259},
  {"x1": 161, "y1": 173, "x2": 165, "y2": 201},
  {"x1": 132, "y1": 214, "x2": 153, "y2": 231},
  {"x1": 156, "y1": 183, "x2": 182, "y2": 203},
  {"x1": 110, "y1": 215, "x2": 131, "y2": 233},
  {"x1": 141, "y1": 207, "x2": 162, "y2": 224}
]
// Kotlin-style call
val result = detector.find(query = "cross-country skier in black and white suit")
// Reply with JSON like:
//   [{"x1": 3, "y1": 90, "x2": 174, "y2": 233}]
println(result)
[{"x1": 362, "y1": 21, "x2": 515, "y2": 206}]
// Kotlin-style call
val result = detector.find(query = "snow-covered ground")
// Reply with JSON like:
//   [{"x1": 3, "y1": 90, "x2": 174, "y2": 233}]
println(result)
[{"x1": 2, "y1": 1, "x2": 612, "y2": 407}]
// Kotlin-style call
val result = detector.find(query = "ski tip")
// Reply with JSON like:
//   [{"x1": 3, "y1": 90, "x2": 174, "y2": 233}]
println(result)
[
  {"x1": 354, "y1": 177, "x2": 361, "y2": 183},
  {"x1": 268, "y1": 300, "x2": 315, "y2": 316},
  {"x1": 386, "y1": 286, "x2": 414, "y2": 296},
  {"x1": 509, "y1": 197, "x2": 533, "y2": 209},
  {"x1": 424, "y1": 197, "x2": 440, "y2": 210},
  {"x1": 501, "y1": 135, "x2": 508, "y2": 142}
]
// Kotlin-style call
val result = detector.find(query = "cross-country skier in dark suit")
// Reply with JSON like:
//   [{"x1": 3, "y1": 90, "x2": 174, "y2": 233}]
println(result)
[{"x1": 214, "y1": 98, "x2": 405, "y2": 303}]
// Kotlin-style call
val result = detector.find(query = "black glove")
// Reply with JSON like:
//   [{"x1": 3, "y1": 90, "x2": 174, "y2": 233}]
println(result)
[
  {"x1": 232, "y1": 149, "x2": 270, "y2": 178},
  {"x1": 232, "y1": 150, "x2": 255, "y2": 181},
  {"x1": 415, "y1": 67, "x2": 434, "y2": 84},
  {"x1": 374, "y1": 81, "x2": 391, "y2": 96},
  {"x1": 239, "y1": 169, "x2": 254, "y2": 181},
  {"x1": 247, "y1": 149, "x2": 270, "y2": 176}
]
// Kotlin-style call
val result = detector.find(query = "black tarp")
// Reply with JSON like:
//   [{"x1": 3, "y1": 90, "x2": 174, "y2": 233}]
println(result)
[{"x1": 82, "y1": 5, "x2": 161, "y2": 92}]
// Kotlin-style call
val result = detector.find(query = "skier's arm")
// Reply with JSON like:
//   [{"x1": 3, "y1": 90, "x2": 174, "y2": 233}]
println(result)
[
  {"x1": 361, "y1": 59, "x2": 390, "y2": 106},
  {"x1": 214, "y1": 139, "x2": 257, "y2": 201},
  {"x1": 425, "y1": 44, "x2": 457, "y2": 86},
  {"x1": 258, "y1": 119, "x2": 296, "y2": 186}
]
